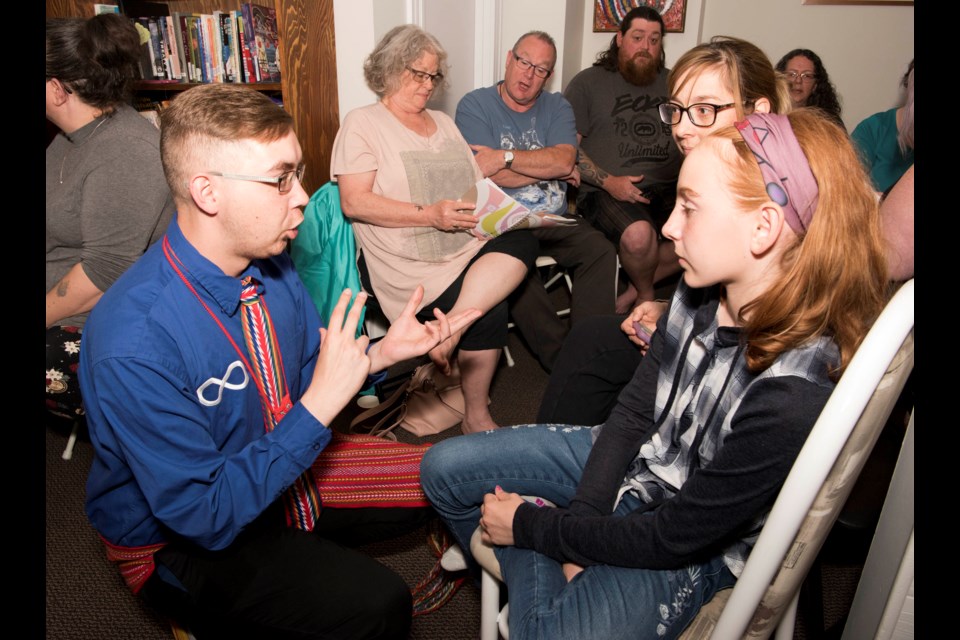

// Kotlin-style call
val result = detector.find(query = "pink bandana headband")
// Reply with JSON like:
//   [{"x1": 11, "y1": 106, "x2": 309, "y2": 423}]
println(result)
[{"x1": 735, "y1": 113, "x2": 819, "y2": 235}]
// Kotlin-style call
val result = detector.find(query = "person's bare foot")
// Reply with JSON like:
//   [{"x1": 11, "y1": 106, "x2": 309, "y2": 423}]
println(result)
[{"x1": 615, "y1": 284, "x2": 639, "y2": 314}]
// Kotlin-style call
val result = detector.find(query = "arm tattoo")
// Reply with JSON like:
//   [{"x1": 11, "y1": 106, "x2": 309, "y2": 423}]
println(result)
[
  {"x1": 56, "y1": 279, "x2": 69, "y2": 298},
  {"x1": 578, "y1": 150, "x2": 609, "y2": 188}
]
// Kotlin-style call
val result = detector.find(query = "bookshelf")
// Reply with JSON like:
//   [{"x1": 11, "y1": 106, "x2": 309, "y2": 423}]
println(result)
[{"x1": 46, "y1": 0, "x2": 340, "y2": 195}]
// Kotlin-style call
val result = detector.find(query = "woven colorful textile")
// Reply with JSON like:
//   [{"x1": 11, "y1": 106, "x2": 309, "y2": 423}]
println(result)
[
  {"x1": 312, "y1": 431, "x2": 431, "y2": 508},
  {"x1": 100, "y1": 536, "x2": 166, "y2": 594}
]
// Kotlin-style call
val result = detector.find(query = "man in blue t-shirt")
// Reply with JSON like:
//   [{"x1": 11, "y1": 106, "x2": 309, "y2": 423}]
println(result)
[{"x1": 456, "y1": 31, "x2": 617, "y2": 372}]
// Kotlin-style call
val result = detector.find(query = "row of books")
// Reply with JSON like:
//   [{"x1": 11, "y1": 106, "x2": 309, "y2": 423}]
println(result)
[
  {"x1": 133, "y1": 92, "x2": 284, "y2": 128},
  {"x1": 129, "y1": 3, "x2": 281, "y2": 85}
]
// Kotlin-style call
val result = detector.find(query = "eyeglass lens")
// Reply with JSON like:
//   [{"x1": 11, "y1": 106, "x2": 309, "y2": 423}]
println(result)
[
  {"x1": 513, "y1": 53, "x2": 550, "y2": 78},
  {"x1": 279, "y1": 166, "x2": 305, "y2": 193},
  {"x1": 658, "y1": 103, "x2": 726, "y2": 127},
  {"x1": 408, "y1": 67, "x2": 443, "y2": 84},
  {"x1": 786, "y1": 71, "x2": 815, "y2": 82}
]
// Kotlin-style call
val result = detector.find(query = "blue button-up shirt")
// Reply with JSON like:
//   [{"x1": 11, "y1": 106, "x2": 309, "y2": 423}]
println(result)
[{"x1": 81, "y1": 217, "x2": 381, "y2": 550}]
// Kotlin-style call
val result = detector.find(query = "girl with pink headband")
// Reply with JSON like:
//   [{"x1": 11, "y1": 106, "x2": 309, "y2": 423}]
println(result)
[{"x1": 421, "y1": 108, "x2": 888, "y2": 640}]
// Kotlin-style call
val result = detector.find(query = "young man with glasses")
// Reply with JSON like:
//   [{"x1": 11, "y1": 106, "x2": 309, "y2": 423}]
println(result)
[
  {"x1": 455, "y1": 31, "x2": 618, "y2": 372},
  {"x1": 564, "y1": 6, "x2": 683, "y2": 313},
  {"x1": 78, "y1": 84, "x2": 479, "y2": 640}
]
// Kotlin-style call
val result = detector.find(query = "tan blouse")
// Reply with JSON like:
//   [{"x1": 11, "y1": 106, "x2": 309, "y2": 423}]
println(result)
[{"x1": 330, "y1": 102, "x2": 484, "y2": 321}]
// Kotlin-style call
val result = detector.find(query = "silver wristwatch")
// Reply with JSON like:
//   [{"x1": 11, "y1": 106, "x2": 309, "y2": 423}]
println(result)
[{"x1": 504, "y1": 150, "x2": 515, "y2": 169}]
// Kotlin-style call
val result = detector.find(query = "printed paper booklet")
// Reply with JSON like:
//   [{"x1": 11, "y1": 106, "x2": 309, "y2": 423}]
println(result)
[{"x1": 461, "y1": 178, "x2": 575, "y2": 239}]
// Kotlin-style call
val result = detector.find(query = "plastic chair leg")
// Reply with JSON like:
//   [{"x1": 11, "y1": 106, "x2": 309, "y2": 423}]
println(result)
[
  {"x1": 480, "y1": 566, "x2": 502, "y2": 640},
  {"x1": 61, "y1": 419, "x2": 80, "y2": 461}
]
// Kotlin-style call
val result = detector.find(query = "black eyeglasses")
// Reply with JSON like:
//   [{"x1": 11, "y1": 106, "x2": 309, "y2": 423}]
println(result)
[
  {"x1": 785, "y1": 71, "x2": 817, "y2": 83},
  {"x1": 511, "y1": 51, "x2": 552, "y2": 79},
  {"x1": 406, "y1": 66, "x2": 444, "y2": 85},
  {"x1": 208, "y1": 165, "x2": 306, "y2": 194},
  {"x1": 658, "y1": 102, "x2": 736, "y2": 128}
]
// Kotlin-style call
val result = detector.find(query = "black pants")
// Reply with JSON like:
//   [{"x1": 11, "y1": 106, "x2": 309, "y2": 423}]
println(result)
[
  {"x1": 46, "y1": 326, "x2": 85, "y2": 419},
  {"x1": 509, "y1": 221, "x2": 618, "y2": 372},
  {"x1": 360, "y1": 230, "x2": 538, "y2": 351},
  {"x1": 536, "y1": 314, "x2": 642, "y2": 426},
  {"x1": 142, "y1": 502, "x2": 433, "y2": 640}
]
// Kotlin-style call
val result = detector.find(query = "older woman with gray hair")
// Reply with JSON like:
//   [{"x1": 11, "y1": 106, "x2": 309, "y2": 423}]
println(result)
[{"x1": 332, "y1": 25, "x2": 537, "y2": 434}]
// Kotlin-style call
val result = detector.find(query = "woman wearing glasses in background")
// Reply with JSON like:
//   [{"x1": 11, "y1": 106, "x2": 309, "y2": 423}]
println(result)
[
  {"x1": 332, "y1": 25, "x2": 537, "y2": 434},
  {"x1": 776, "y1": 48, "x2": 844, "y2": 128},
  {"x1": 538, "y1": 36, "x2": 790, "y2": 426}
]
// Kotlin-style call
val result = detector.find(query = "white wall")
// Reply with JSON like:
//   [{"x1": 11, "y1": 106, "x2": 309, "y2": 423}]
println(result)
[
  {"x1": 496, "y1": 0, "x2": 573, "y2": 96},
  {"x1": 701, "y1": 0, "x2": 913, "y2": 132},
  {"x1": 334, "y1": 0, "x2": 377, "y2": 123},
  {"x1": 336, "y1": 0, "x2": 914, "y2": 133}
]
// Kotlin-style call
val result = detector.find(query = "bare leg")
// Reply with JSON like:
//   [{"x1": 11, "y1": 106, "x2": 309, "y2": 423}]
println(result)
[
  {"x1": 458, "y1": 348, "x2": 501, "y2": 433},
  {"x1": 424, "y1": 252, "x2": 527, "y2": 432},
  {"x1": 653, "y1": 240, "x2": 682, "y2": 286},
  {"x1": 615, "y1": 220, "x2": 659, "y2": 312}
]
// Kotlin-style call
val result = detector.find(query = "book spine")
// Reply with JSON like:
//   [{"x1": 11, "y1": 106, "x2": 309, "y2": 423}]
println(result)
[
  {"x1": 200, "y1": 15, "x2": 214, "y2": 83},
  {"x1": 240, "y1": 3, "x2": 260, "y2": 82},
  {"x1": 208, "y1": 13, "x2": 223, "y2": 83},
  {"x1": 237, "y1": 11, "x2": 255, "y2": 83},
  {"x1": 147, "y1": 17, "x2": 167, "y2": 80},
  {"x1": 229, "y1": 11, "x2": 243, "y2": 83},
  {"x1": 251, "y1": 4, "x2": 281, "y2": 83},
  {"x1": 163, "y1": 16, "x2": 182, "y2": 81},
  {"x1": 189, "y1": 16, "x2": 205, "y2": 83},
  {"x1": 176, "y1": 14, "x2": 196, "y2": 82},
  {"x1": 217, "y1": 12, "x2": 237, "y2": 83}
]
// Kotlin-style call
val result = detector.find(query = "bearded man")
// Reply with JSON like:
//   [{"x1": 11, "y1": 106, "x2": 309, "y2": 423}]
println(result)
[{"x1": 565, "y1": 6, "x2": 682, "y2": 312}]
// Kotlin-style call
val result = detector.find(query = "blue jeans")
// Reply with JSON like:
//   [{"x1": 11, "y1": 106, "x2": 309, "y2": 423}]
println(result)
[{"x1": 420, "y1": 424, "x2": 737, "y2": 640}]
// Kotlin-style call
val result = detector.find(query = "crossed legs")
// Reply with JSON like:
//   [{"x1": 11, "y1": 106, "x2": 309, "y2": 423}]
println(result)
[
  {"x1": 416, "y1": 231, "x2": 538, "y2": 434},
  {"x1": 429, "y1": 252, "x2": 529, "y2": 433}
]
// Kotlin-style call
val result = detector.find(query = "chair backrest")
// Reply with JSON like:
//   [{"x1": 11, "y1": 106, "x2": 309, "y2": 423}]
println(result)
[
  {"x1": 686, "y1": 279, "x2": 915, "y2": 640},
  {"x1": 288, "y1": 181, "x2": 366, "y2": 337}
]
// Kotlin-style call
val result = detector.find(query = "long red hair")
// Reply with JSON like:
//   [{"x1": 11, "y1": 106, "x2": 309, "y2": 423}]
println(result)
[{"x1": 714, "y1": 109, "x2": 888, "y2": 376}]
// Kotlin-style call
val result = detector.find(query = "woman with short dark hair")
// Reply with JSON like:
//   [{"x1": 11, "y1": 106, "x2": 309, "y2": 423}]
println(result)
[{"x1": 46, "y1": 13, "x2": 175, "y2": 420}]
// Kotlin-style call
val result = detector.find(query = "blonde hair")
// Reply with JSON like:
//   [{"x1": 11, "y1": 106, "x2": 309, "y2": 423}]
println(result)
[
  {"x1": 160, "y1": 84, "x2": 293, "y2": 201},
  {"x1": 669, "y1": 36, "x2": 791, "y2": 119},
  {"x1": 712, "y1": 109, "x2": 888, "y2": 376}
]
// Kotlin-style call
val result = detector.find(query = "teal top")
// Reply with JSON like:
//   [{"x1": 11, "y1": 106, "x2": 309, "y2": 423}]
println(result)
[{"x1": 851, "y1": 108, "x2": 914, "y2": 193}]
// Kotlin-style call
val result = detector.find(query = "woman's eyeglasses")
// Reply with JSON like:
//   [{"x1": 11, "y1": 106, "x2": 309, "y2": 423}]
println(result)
[
  {"x1": 658, "y1": 102, "x2": 736, "y2": 128},
  {"x1": 785, "y1": 71, "x2": 817, "y2": 84},
  {"x1": 406, "y1": 67, "x2": 444, "y2": 85}
]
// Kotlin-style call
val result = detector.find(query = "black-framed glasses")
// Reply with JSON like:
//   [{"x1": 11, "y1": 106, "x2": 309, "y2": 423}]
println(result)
[
  {"x1": 658, "y1": 102, "x2": 736, "y2": 128},
  {"x1": 511, "y1": 51, "x2": 551, "y2": 78},
  {"x1": 785, "y1": 71, "x2": 817, "y2": 83},
  {"x1": 406, "y1": 66, "x2": 444, "y2": 85},
  {"x1": 208, "y1": 164, "x2": 306, "y2": 194}
]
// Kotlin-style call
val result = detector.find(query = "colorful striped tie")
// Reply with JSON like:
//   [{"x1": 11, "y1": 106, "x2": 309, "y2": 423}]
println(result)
[{"x1": 239, "y1": 276, "x2": 323, "y2": 531}]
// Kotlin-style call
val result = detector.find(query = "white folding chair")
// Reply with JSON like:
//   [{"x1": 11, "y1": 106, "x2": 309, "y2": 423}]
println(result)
[
  {"x1": 503, "y1": 255, "x2": 572, "y2": 367},
  {"x1": 472, "y1": 279, "x2": 915, "y2": 640}
]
